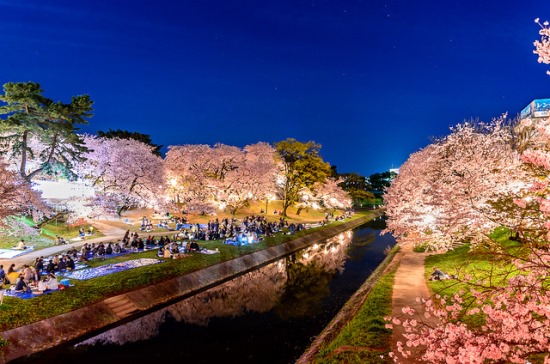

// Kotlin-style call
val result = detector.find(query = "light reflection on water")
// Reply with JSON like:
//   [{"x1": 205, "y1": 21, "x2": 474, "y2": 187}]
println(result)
[{"x1": 80, "y1": 231, "x2": 354, "y2": 345}]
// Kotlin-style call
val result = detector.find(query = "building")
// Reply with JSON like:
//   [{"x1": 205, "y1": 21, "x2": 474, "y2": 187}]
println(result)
[{"x1": 520, "y1": 99, "x2": 550, "y2": 120}]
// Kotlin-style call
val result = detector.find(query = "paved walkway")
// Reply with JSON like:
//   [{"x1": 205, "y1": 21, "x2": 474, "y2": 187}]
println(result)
[{"x1": 390, "y1": 245, "x2": 435, "y2": 363}]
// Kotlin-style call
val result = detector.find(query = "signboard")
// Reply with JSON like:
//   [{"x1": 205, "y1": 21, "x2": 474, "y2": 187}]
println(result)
[
  {"x1": 520, "y1": 103, "x2": 532, "y2": 119},
  {"x1": 533, "y1": 99, "x2": 550, "y2": 118},
  {"x1": 520, "y1": 98, "x2": 550, "y2": 119}
]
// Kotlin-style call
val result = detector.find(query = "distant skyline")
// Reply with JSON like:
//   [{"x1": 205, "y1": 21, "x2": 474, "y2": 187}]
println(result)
[{"x1": 1, "y1": 0, "x2": 550, "y2": 176}]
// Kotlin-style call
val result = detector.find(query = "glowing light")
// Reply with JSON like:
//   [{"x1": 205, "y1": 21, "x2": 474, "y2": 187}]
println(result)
[
  {"x1": 33, "y1": 180, "x2": 95, "y2": 200},
  {"x1": 422, "y1": 214, "x2": 436, "y2": 225}
]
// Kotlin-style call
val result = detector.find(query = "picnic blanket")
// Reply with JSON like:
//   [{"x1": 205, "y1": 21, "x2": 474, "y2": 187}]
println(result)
[
  {"x1": 3, "y1": 288, "x2": 57, "y2": 300},
  {"x1": 59, "y1": 258, "x2": 164, "y2": 280},
  {"x1": 0, "y1": 246, "x2": 35, "y2": 259},
  {"x1": 200, "y1": 248, "x2": 219, "y2": 255}
]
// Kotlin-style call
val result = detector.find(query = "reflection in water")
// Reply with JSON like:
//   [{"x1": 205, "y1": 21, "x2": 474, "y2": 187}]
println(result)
[{"x1": 81, "y1": 231, "x2": 354, "y2": 346}]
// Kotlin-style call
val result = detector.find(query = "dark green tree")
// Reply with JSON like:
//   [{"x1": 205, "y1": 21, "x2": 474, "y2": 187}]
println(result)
[
  {"x1": 368, "y1": 171, "x2": 398, "y2": 197},
  {"x1": 97, "y1": 128, "x2": 162, "y2": 156},
  {"x1": 0, "y1": 82, "x2": 93, "y2": 182},
  {"x1": 338, "y1": 172, "x2": 375, "y2": 206},
  {"x1": 274, "y1": 138, "x2": 332, "y2": 216}
]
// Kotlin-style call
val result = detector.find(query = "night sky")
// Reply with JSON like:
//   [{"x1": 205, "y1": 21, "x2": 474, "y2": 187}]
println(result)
[{"x1": 1, "y1": 0, "x2": 550, "y2": 176}]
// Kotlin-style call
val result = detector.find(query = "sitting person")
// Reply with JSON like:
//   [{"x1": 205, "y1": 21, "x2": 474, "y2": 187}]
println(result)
[
  {"x1": 37, "y1": 277, "x2": 48, "y2": 292},
  {"x1": 113, "y1": 242, "x2": 122, "y2": 254},
  {"x1": 66, "y1": 256, "x2": 75, "y2": 271},
  {"x1": 163, "y1": 247, "x2": 172, "y2": 259},
  {"x1": 47, "y1": 273, "x2": 59, "y2": 290},
  {"x1": 15, "y1": 274, "x2": 28, "y2": 292},
  {"x1": 16, "y1": 239, "x2": 27, "y2": 250},
  {"x1": 430, "y1": 267, "x2": 450, "y2": 281},
  {"x1": 189, "y1": 240, "x2": 201, "y2": 252}
]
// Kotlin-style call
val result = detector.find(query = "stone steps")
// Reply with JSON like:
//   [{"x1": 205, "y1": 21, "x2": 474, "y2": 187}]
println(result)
[{"x1": 104, "y1": 295, "x2": 139, "y2": 319}]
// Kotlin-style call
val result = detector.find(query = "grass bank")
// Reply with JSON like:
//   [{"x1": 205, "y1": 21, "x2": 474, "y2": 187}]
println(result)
[{"x1": 313, "y1": 268, "x2": 396, "y2": 363}]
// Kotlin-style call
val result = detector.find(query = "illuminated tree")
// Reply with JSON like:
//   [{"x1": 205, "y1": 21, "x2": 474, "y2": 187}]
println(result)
[
  {"x1": 275, "y1": 138, "x2": 332, "y2": 217},
  {"x1": 534, "y1": 18, "x2": 550, "y2": 75},
  {"x1": 0, "y1": 82, "x2": 93, "y2": 182},
  {"x1": 215, "y1": 142, "x2": 277, "y2": 215},
  {"x1": 384, "y1": 117, "x2": 526, "y2": 251},
  {"x1": 165, "y1": 144, "x2": 235, "y2": 214},
  {"x1": 77, "y1": 135, "x2": 165, "y2": 216},
  {"x1": 97, "y1": 128, "x2": 162, "y2": 156},
  {"x1": 166, "y1": 142, "x2": 277, "y2": 215},
  {"x1": 0, "y1": 162, "x2": 46, "y2": 225}
]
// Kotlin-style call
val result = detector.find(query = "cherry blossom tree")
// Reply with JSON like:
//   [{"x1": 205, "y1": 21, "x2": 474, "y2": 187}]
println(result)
[
  {"x1": 165, "y1": 144, "x2": 233, "y2": 214},
  {"x1": 534, "y1": 18, "x2": 550, "y2": 75},
  {"x1": 386, "y1": 111, "x2": 550, "y2": 364},
  {"x1": 298, "y1": 177, "x2": 352, "y2": 213},
  {"x1": 384, "y1": 117, "x2": 527, "y2": 251},
  {"x1": 166, "y1": 142, "x2": 277, "y2": 215},
  {"x1": 76, "y1": 135, "x2": 166, "y2": 217},
  {"x1": 0, "y1": 162, "x2": 46, "y2": 225}
]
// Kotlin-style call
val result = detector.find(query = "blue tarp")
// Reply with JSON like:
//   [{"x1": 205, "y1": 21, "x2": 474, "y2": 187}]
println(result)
[{"x1": 3, "y1": 288, "x2": 56, "y2": 300}]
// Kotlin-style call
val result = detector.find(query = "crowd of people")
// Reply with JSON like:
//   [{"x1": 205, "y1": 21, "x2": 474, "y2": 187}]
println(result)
[
  {"x1": 0, "y1": 262, "x2": 61, "y2": 294},
  {"x1": 0, "y1": 210, "x2": 352, "y2": 298}
]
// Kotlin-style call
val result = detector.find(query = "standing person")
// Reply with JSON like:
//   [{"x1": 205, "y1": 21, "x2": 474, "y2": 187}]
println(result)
[
  {"x1": 35, "y1": 258, "x2": 44, "y2": 281},
  {"x1": 0, "y1": 265, "x2": 5, "y2": 281}
]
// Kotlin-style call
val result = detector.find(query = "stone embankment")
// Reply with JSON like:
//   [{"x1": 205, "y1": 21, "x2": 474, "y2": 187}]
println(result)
[{"x1": 0, "y1": 215, "x2": 375, "y2": 363}]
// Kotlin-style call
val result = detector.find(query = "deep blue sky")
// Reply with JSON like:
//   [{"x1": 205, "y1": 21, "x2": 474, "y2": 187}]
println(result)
[{"x1": 1, "y1": 0, "x2": 550, "y2": 176}]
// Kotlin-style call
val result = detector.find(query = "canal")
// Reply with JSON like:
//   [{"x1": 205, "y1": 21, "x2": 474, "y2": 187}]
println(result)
[{"x1": 16, "y1": 217, "x2": 395, "y2": 364}]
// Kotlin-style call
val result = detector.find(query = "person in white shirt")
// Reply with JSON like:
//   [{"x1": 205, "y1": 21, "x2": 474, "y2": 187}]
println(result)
[
  {"x1": 47, "y1": 273, "x2": 59, "y2": 290},
  {"x1": 17, "y1": 240, "x2": 26, "y2": 250},
  {"x1": 38, "y1": 278, "x2": 48, "y2": 292}
]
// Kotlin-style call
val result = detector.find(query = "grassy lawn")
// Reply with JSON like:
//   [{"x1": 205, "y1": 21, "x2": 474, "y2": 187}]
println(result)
[
  {"x1": 0, "y1": 211, "x2": 373, "y2": 332},
  {"x1": 314, "y1": 268, "x2": 396, "y2": 364},
  {"x1": 0, "y1": 216, "x2": 103, "y2": 250},
  {"x1": 424, "y1": 227, "x2": 531, "y2": 328}
]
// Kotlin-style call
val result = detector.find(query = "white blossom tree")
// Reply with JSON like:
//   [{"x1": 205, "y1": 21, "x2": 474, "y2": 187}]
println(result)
[
  {"x1": 76, "y1": 135, "x2": 166, "y2": 217},
  {"x1": 0, "y1": 162, "x2": 46, "y2": 225},
  {"x1": 385, "y1": 117, "x2": 527, "y2": 251},
  {"x1": 534, "y1": 18, "x2": 550, "y2": 75}
]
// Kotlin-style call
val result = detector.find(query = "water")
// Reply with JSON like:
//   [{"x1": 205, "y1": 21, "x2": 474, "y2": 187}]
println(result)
[{"x1": 16, "y1": 218, "x2": 395, "y2": 364}]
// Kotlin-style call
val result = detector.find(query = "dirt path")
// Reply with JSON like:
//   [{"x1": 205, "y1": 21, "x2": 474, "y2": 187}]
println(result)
[{"x1": 390, "y1": 245, "x2": 434, "y2": 363}]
